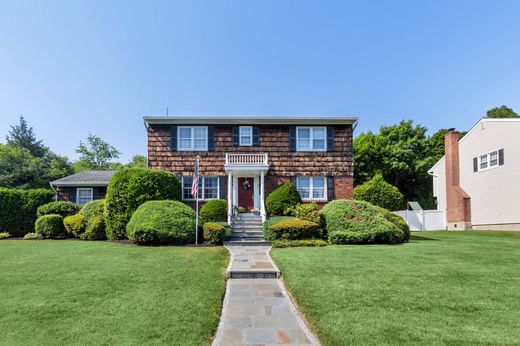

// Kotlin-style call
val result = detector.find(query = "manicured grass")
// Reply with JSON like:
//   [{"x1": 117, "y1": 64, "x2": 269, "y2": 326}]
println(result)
[
  {"x1": 271, "y1": 231, "x2": 520, "y2": 345},
  {"x1": 0, "y1": 240, "x2": 228, "y2": 345}
]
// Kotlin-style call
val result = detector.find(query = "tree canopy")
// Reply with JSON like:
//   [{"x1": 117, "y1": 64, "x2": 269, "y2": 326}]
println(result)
[
  {"x1": 72, "y1": 134, "x2": 121, "y2": 172},
  {"x1": 486, "y1": 105, "x2": 519, "y2": 118}
]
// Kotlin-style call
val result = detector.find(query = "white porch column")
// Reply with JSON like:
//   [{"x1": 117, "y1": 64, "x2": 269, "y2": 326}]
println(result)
[
  {"x1": 260, "y1": 172, "x2": 266, "y2": 222},
  {"x1": 227, "y1": 172, "x2": 233, "y2": 225}
]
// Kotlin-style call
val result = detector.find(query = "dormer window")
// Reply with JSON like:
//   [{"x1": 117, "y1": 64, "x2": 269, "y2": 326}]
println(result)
[{"x1": 239, "y1": 126, "x2": 253, "y2": 146}]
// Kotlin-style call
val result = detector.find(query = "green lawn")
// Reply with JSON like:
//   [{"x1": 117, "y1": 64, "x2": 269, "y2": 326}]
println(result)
[
  {"x1": 0, "y1": 240, "x2": 228, "y2": 346},
  {"x1": 271, "y1": 231, "x2": 520, "y2": 345}
]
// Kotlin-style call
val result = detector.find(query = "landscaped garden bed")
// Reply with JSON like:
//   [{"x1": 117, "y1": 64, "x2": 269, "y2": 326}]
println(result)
[
  {"x1": 271, "y1": 231, "x2": 520, "y2": 345},
  {"x1": 0, "y1": 240, "x2": 228, "y2": 345}
]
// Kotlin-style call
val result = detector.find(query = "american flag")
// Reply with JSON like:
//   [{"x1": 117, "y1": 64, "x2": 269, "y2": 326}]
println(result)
[{"x1": 191, "y1": 159, "x2": 199, "y2": 199}]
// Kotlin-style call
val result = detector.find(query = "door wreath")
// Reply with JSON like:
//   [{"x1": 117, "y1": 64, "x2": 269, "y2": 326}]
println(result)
[{"x1": 241, "y1": 179, "x2": 251, "y2": 190}]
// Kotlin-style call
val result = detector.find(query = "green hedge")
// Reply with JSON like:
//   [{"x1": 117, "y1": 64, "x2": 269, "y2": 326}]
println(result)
[
  {"x1": 203, "y1": 221, "x2": 231, "y2": 245},
  {"x1": 321, "y1": 199, "x2": 409, "y2": 244},
  {"x1": 200, "y1": 199, "x2": 227, "y2": 224},
  {"x1": 271, "y1": 239, "x2": 327, "y2": 248},
  {"x1": 285, "y1": 203, "x2": 321, "y2": 224},
  {"x1": 35, "y1": 214, "x2": 66, "y2": 239},
  {"x1": 0, "y1": 188, "x2": 54, "y2": 236},
  {"x1": 37, "y1": 201, "x2": 80, "y2": 218},
  {"x1": 353, "y1": 173, "x2": 404, "y2": 211},
  {"x1": 126, "y1": 200, "x2": 195, "y2": 244},
  {"x1": 267, "y1": 218, "x2": 322, "y2": 240},
  {"x1": 105, "y1": 168, "x2": 181, "y2": 240},
  {"x1": 265, "y1": 183, "x2": 301, "y2": 216}
]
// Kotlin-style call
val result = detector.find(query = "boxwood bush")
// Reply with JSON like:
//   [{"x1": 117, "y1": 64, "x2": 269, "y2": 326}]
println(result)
[
  {"x1": 37, "y1": 201, "x2": 80, "y2": 218},
  {"x1": 63, "y1": 214, "x2": 85, "y2": 237},
  {"x1": 126, "y1": 200, "x2": 195, "y2": 244},
  {"x1": 81, "y1": 216, "x2": 106, "y2": 240},
  {"x1": 321, "y1": 199, "x2": 409, "y2": 244},
  {"x1": 285, "y1": 203, "x2": 321, "y2": 224},
  {"x1": 203, "y1": 221, "x2": 231, "y2": 245},
  {"x1": 353, "y1": 173, "x2": 404, "y2": 211},
  {"x1": 266, "y1": 218, "x2": 322, "y2": 240},
  {"x1": 105, "y1": 168, "x2": 181, "y2": 240},
  {"x1": 0, "y1": 188, "x2": 54, "y2": 235},
  {"x1": 23, "y1": 232, "x2": 42, "y2": 240},
  {"x1": 34, "y1": 214, "x2": 67, "y2": 239},
  {"x1": 265, "y1": 183, "x2": 301, "y2": 216},
  {"x1": 200, "y1": 199, "x2": 227, "y2": 224}
]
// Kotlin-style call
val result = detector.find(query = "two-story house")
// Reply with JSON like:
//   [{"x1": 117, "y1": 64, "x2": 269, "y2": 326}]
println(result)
[
  {"x1": 144, "y1": 115, "x2": 357, "y2": 222},
  {"x1": 428, "y1": 117, "x2": 520, "y2": 230}
]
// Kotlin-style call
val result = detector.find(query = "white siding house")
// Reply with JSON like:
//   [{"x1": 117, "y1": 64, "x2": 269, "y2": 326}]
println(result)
[{"x1": 429, "y1": 118, "x2": 520, "y2": 230}]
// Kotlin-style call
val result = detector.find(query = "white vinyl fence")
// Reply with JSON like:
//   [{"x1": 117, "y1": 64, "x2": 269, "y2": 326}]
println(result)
[{"x1": 394, "y1": 210, "x2": 446, "y2": 231}]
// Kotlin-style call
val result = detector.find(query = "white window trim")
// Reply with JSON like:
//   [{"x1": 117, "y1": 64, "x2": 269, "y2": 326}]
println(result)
[
  {"x1": 177, "y1": 126, "x2": 208, "y2": 151},
  {"x1": 296, "y1": 126, "x2": 327, "y2": 152},
  {"x1": 477, "y1": 149, "x2": 500, "y2": 172},
  {"x1": 239, "y1": 126, "x2": 253, "y2": 146},
  {"x1": 181, "y1": 176, "x2": 220, "y2": 201},
  {"x1": 296, "y1": 176, "x2": 327, "y2": 201},
  {"x1": 76, "y1": 188, "x2": 93, "y2": 206}
]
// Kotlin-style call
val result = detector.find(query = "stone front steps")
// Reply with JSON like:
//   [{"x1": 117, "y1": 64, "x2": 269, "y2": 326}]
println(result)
[{"x1": 225, "y1": 213, "x2": 270, "y2": 246}]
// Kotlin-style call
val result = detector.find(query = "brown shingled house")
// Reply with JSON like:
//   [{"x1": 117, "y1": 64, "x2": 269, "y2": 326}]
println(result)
[
  {"x1": 144, "y1": 115, "x2": 357, "y2": 223},
  {"x1": 50, "y1": 170, "x2": 115, "y2": 206}
]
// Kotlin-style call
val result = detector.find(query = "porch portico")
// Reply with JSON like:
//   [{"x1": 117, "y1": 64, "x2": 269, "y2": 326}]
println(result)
[{"x1": 224, "y1": 153, "x2": 269, "y2": 224}]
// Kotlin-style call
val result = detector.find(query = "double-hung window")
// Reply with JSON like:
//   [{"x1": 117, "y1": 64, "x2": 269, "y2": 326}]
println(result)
[
  {"x1": 182, "y1": 176, "x2": 219, "y2": 200},
  {"x1": 296, "y1": 177, "x2": 326, "y2": 200},
  {"x1": 296, "y1": 127, "x2": 326, "y2": 151},
  {"x1": 178, "y1": 126, "x2": 208, "y2": 150},
  {"x1": 77, "y1": 188, "x2": 93, "y2": 206},
  {"x1": 478, "y1": 150, "x2": 499, "y2": 171},
  {"x1": 239, "y1": 126, "x2": 253, "y2": 146}
]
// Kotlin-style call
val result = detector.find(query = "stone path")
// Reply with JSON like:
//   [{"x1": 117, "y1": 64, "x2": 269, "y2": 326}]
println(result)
[{"x1": 212, "y1": 245, "x2": 320, "y2": 346}]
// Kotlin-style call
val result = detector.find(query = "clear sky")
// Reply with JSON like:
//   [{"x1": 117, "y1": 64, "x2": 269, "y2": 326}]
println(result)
[{"x1": 1, "y1": 0, "x2": 519, "y2": 162}]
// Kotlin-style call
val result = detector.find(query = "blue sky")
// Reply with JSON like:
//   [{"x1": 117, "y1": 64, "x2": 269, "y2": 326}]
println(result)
[{"x1": 1, "y1": 0, "x2": 519, "y2": 162}]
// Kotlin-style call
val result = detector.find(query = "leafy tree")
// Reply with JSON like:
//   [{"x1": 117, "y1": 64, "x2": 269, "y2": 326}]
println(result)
[
  {"x1": 126, "y1": 155, "x2": 147, "y2": 168},
  {"x1": 486, "y1": 105, "x2": 519, "y2": 118},
  {"x1": 6, "y1": 116, "x2": 46, "y2": 157},
  {"x1": 73, "y1": 134, "x2": 121, "y2": 172},
  {"x1": 354, "y1": 120, "x2": 436, "y2": 209},
  {"x1": 427, "y1": 128, "x2": 466, "y2": 162}
]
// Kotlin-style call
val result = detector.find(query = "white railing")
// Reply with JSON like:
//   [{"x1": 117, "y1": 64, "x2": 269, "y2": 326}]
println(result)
[{"x1": 225, "y1": 153, "x2": 268, "y2": 166}]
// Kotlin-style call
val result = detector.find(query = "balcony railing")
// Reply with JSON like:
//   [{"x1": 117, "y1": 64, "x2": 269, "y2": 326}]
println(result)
[{"x1": 225, "y1": 153, "x2": 268, "y2": 166}]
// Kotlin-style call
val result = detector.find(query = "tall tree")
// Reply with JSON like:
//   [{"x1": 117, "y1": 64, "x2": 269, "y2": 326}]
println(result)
[
  {"x1": 126, "y1": 155, "x2": 147, "y2": 168},
  {"x1": 486, "y1": 105, "x2": 519, "y2": 118},
  {"x1": 354, "y1": 120, "x2": 438, "y2": 209},
  {"x1": 6, "y1": 115, "x2": 46, "y2": 157},
  {"x1": 73, "y1": 134, "x2": 121, "y2": 172}
]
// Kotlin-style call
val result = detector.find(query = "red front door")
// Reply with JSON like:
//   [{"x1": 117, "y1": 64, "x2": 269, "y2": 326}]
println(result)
[{"x1": 238, "y1": 177, "x2": 254, "y2": 210}]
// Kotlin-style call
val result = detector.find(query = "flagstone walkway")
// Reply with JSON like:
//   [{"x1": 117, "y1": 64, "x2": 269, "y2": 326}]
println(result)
[{"x1": 212, "y1": 245, "x2": 320, "y2": 346}]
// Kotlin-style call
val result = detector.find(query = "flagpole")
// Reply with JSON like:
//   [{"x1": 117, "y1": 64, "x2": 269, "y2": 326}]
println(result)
[{"x1": 195, "y1": 155, "x2": 200, "y2": 245}]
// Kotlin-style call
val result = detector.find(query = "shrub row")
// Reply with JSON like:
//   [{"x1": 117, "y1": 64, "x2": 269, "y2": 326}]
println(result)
[
  {"x1": 0, "y1": 188, "x2": 54, "y2": 235},
  {"x1": 264, "y1": 216, "x2": 322, "y2": 241},
  {"x1": 271, "y1": 239, "x2": 327, "y2": 248}
]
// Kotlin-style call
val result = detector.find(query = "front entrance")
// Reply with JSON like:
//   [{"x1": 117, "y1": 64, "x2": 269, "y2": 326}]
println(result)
[{"x1": 238, "y1": 177, "x2": 255, "y2": 210}]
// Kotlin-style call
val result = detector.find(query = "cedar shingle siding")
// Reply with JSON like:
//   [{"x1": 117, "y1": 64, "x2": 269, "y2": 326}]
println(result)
[{"x1": 148, "y1": 124, "x2": 354, "y2": 199}]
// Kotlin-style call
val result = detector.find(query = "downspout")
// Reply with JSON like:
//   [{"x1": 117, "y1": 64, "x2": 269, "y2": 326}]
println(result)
[{"x1": 49, "y1": 182, "x2": 58, "y2": 201}]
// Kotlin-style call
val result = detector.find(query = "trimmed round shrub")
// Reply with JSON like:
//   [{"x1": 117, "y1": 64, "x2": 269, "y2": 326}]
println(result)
[
  {"x1": 37, "y1": 201, "x2": 80, "y2": 218},
  {"x1": 126, "y1": 200, "x2": 195, "y2": 244},
  {"x1": 267, "y1": 218, "x2": 322, "y2": 240},
  {"x1": 34, "y1": 214, "x2": 66, "y2": 239},
  {"x1": 81, "y1": 215, "x2": 106, "y2": 240},
  {"x1": 203, "y1": 222, "x2": 231, "y2": 245},
  {"x1": 0, "y1": 232, "x2": 11, "y2": 240},
  {"x1": 321, "y1": 199, "x2": 409, "y2": 244},
  {"x1": 285, "y1": 203, "x2": 321, "y2": 224},
  {"x1": 63, "y1": 214, "x2": 85, "y2": 237},
  {"x1": 105, "y1": 168, "x2": 181, "y2": 240},
  {"x1": 79, "y1": 199, "x2": 105, "y2": 221},
  {"x1": 354, "y1": 173, "x2": 404, "y2": 211},
  {"x1": 265, "y1": 183, "x2": 302, "y2": 216},
  {"x1": 200, "y1": 199, "x2": 227, "y2": 224},
  {"x1": 23, "y1": 232, "x2": 42, "y2": 240},
  {"x1": 0, "y1": 188, "x2": 54, "y2": 236}
]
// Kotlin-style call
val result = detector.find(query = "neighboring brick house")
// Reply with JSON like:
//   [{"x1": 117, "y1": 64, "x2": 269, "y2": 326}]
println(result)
[
  {"x1": 144, "y1": 115, "x2": 357, "y2": 222},
  {"x1": 428, "y1": 118, "x2": 520, "y2": 230},
  {"x1": 50, "y1": 170, "x2": 115, "y2": 206}
]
